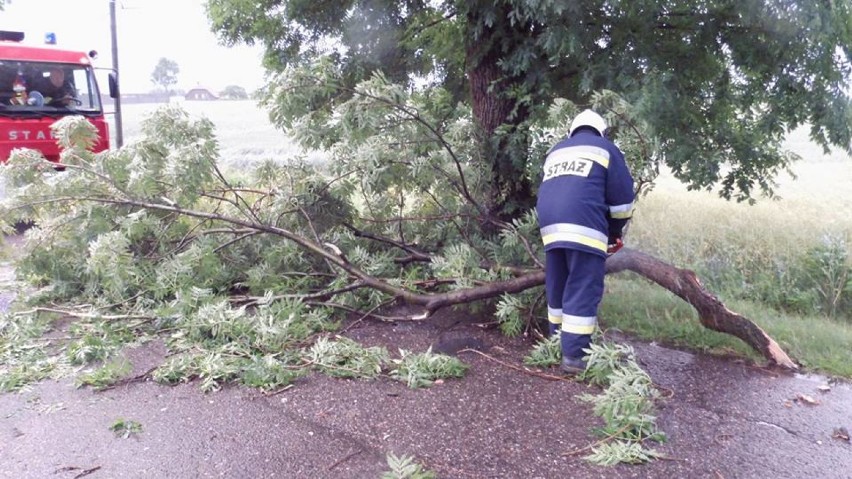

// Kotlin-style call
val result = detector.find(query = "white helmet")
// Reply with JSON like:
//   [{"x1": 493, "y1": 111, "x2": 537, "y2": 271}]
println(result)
[{"x1": 569, "y1": 109, "x2": 607, "y2": 136}]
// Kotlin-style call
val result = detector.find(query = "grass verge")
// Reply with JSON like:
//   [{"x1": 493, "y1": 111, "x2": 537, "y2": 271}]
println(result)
[{"x1": 600, "y1": 276, "x2": 852, "y2": 378}]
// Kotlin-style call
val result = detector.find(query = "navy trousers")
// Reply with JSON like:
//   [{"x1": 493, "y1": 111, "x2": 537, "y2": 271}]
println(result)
[{"x1": 545, "y1": 248, "x2": 606, "y2": 359}]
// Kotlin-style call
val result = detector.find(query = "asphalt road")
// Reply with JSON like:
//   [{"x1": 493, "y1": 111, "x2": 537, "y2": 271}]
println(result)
[{"x1": 1, "y1": 317, "x2": 850, "y2": 479}]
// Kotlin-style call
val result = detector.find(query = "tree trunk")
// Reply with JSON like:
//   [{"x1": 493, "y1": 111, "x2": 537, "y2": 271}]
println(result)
[
  {"x1": 465, "y1": 7, "x2": 534, "y2": 221},
  {"x1": 606, "y1": 248, "x2": 797, "y2": 369}
]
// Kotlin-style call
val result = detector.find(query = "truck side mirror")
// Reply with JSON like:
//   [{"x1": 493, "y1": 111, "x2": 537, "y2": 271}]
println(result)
[{"x1": 108, "y1": 72, "x2": 119, "y2": 99}]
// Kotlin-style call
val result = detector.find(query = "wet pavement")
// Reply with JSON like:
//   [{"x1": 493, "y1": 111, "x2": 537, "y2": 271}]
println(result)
[{"x1": 1, "y1": 317, "x2": 850, "y2": 479}]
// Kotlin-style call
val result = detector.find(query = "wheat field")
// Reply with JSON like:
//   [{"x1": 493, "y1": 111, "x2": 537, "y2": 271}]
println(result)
[{"x1": 109, "y1": 100, "x2": 316, "y2": 172}]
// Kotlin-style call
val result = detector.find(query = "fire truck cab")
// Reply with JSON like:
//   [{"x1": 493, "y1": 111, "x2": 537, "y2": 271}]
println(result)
[{"x1": 0, "y1": 30, "x2": 115, "y2": 164}]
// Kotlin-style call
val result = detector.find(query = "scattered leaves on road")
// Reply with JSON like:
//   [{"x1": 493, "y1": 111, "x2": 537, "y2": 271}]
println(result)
[
  {"x1": 794, "y1": 393, "x2": 820, "y2": 405},
  {"x1": 109, "y1": 418, "x2": 143, "y2": 439}
]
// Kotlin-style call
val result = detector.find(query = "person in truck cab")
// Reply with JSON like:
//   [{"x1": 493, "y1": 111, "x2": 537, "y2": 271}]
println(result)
[
  {"x1": 38, "y1": 67, "x2": 77, "y2": 107},
  {"x1": 0, "y1": 68, "x2": 28, "y2": 106}
]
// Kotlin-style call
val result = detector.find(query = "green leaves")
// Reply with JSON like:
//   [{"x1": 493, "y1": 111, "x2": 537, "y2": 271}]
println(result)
[
  {"x1": 150, "y1": 57, "x2": 179, "y2": 93},
  {"x1": 52, "y1": 115, "x2": 100, "y2": 152},
  {"x1": 0, "y1": 312, "x2": 65, "y2": 392},
  {"x1": 305, "y1": 336, "x2": 389, "y2": 379},
  {"x1": 494, "y1": 293, "x2": 525, "y2": 337},
  {"x1": 584, "y1": 441, "x2": 663, "y2": 466},
  {"x1": 577, "y1": 341, "x2": 666, "y2": 465},
  {"x1": 76, "y1": 358, "x2": 132, "y2": 390},
  {"x1": 109, "y1": 418, "x2": 143, "y2": 439},
  {"x1": 390, "y1": 348, "x2": 468, "y2": 388},
  {"x1": 240, "y1": 355, "x2": 305, "y2": 391},
  {"x1": 525, "y1": 334, "x2": 668, "y2": 466},
  {"x1": 523, "y1": 334, "x2": 561, "y2": 367},
  {"x1": 86, "y1": 231, "x2": 137, "y2": 302},
  {"x1": 211, "y1": 0, "x2": 852, "y2": 203},
  {"x1": 381, "y1": 452, "x2": 437, "y2": 479}
]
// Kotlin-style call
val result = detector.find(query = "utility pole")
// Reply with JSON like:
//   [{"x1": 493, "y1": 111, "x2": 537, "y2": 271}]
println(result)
[{"x1": 109, "y1": 0, "x2": 124, "y2": 148}]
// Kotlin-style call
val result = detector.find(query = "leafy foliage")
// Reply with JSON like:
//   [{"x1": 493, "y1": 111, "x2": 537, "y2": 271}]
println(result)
[
  {"x1": 207, "y1": 0, "x2": 851, "y2": 203},
  {"x1": 305, "y1": 336, "x2": 389, "y2": 379},
  {"x1": 494, "y1": 293, "x2": 526, "y2": 337},
  {"x1": 0, "y1": 108, "x2": 500, "y2": 393},
  {"x1": 239, "y1": 355, "x2": 305, "y2": 391},
  {"x1": 76, "y1": 358, "x2": 132, "y2": 390},
  {"x1": 151, "y1": 57, "x2": 179, "y2": 93},
  {"x1": 381, "y1": 453, "x2": 437, "y2": 479},
  {"x1": 800, "y1": 234, "x2": 851, "y2": 319},
  {"x1": 578, "y1": 341, "x2": 666, "y2": 465},
  {"x1": 153, "y1": 350, "x2": 243, "y2": 393},
  {"x1": 389, "y1": 348, "x2": 468, "y2": 388},
  {"x1": 583, "y1": 441, "x2": 663, "y2": 466},
  {"x1": 219, "y1": 85, "x2": 248, "y2": 100},
  {"x1": 523, "y1": 334, "x2": 561, "y2": 367},
  {"x1": 110, "y1": 418, "x2": 143, "y2": 438},
  {"x1": 0, "y1": 312, "x2": 67, "y2": 392},
  {"x1": 66, "y1": 320, "x2": 138, "y2": 365}
]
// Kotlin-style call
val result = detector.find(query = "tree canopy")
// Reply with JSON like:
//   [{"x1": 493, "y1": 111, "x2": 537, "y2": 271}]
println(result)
[
  {"x1": 150, "y1": 57, "x2": 180, "y2": 94},
  {"x1": 206, "y1": 0, "x2": 852, "y2": 208},
  {"x1": 220, "y1": 84, "x2": 249, "y2": 99}
]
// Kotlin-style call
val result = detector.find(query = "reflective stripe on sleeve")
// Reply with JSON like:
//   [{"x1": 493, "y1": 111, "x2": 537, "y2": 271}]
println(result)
[
  {"x1": 609, "y1": 202, "x2": 634, "y2": 219},
  {"x1": 540, "y1": 223, "x2": 608, "y2": 252},
  {"x1": 561, "y1": 314, "x2": 597, "y2": 335}
]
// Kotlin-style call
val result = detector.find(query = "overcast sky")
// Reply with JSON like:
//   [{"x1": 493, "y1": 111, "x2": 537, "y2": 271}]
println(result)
[{"x1": 1, "y1": 0, "x2": 267, "y2": 94}]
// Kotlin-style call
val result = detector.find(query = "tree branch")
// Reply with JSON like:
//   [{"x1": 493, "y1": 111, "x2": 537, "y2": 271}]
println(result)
[
  {"x1": 606, "y1": 248, "x2": 797, "y2": 369},
  {"x1": 342, "y1": 222, "x2": 433, "y2": 262},
  {"x1": 231, "y1": 281, "x2": 368, "y2": 305},
  {"x1": 7, "y1": 194, "x2": 796, "y2": 368},
  {"x1": 332, "y1": 82, "x2": 484, "y2": 214}
]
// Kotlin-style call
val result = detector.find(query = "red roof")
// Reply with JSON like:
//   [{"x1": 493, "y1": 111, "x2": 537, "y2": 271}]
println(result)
[{"x1": 0, "y1": 42, "x2": 93, "y2": 65}]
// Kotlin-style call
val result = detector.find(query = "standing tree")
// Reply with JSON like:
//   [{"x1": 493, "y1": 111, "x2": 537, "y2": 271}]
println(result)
[
  {"x1": 219, "y1": 85, "x2": 248, "y2": 100},
  {"x1": 206, "y1": 0, "x2": 851, "y2": 214},
  {"x1": 150, "y1": 57, "x2": 180, "y2": 97}
]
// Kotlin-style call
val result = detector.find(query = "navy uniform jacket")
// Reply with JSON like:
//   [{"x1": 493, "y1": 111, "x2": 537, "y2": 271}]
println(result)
[{"x1": 536, "y1": 130, "x2": 635, "y2": 257}]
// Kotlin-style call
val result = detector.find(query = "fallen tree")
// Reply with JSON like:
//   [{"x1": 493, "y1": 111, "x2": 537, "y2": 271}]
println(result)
[
  {"x1": 0, "y1": 92, "x2": 798, "y2": 372},
  {"x1": 134, "y1": 0, "x2": 849, "y2": 373}
]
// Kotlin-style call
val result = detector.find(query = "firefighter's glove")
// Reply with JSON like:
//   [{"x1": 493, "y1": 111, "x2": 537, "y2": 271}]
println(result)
[{"x1": 607, "y1": 237, "x2": 624, "y2": 255}]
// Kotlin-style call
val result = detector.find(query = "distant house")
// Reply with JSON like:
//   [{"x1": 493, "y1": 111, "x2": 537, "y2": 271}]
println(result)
[{"x1": 185, "y1": 87, "x2": 218, "y2": 101}]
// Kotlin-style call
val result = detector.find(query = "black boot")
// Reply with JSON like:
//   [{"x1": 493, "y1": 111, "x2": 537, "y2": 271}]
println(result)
[{"x1": 560, "y1": 356, "x2": 587, "y2": 375}]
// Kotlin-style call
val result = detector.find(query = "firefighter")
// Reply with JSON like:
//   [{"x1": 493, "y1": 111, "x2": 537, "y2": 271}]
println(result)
[
  {"x1": 38, "y1": 67, "x2": 76, "y2": 106},
  {"x1": 535, "y1": 109, "x2": 634, "y2": 374}
]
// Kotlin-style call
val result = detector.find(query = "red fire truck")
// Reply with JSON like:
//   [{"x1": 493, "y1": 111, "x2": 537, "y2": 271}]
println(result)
[{"x1": 0, "y1": 30, "x2": 116, "y2": 164}]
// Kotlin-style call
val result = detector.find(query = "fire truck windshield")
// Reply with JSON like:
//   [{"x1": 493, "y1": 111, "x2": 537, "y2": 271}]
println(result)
[{"x1": 0, "y1": 61, "x2": 102, "y2": 115}]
